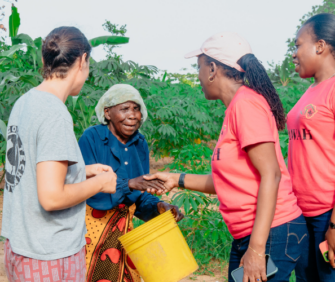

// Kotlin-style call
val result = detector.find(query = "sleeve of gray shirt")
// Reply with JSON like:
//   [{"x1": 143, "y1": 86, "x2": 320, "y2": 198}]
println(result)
[{"x1": 36, "y1": 118, "x2": 80, "y2": 165}]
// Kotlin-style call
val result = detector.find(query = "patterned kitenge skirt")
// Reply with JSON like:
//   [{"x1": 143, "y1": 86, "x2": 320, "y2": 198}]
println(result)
[{"x1": 85, "y1": 204, "x2": 141, "y2": 282}]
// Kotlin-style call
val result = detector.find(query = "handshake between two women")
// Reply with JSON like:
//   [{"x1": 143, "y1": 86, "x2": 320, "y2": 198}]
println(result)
[
  {"x1": 133, "y1": 172, "x2": 216, "y2": 196},
  {"x1": 129, "y1": 172, "x2": 177, "y2": 195},
  {"x1": 86, "y1": 165, "x2": 176, "y2": 197},
  {"x1": 87, "y1": 166, "x2": 184, "y2": 222}
]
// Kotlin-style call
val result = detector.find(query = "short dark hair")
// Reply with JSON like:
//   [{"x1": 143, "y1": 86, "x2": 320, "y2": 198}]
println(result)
[
  {"x1": 42, "y1": 26, "x2": 92, "y2": 79},
  {"x1": 303, "y1": 13, "x2": 335, "y2": 57},
  {"x1": 201, "y1": 54, "x2": 286, "y2": 131}
]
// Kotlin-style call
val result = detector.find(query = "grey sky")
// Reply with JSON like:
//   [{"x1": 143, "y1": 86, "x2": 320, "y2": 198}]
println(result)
[{"x1": 2, "y1": 0, "x2": 324, "y2": 72}]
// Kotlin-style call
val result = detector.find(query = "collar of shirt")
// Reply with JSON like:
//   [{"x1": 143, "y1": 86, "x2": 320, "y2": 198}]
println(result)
[{"x1": 95, "y1": 124, "x2": 142, "y2": 160}]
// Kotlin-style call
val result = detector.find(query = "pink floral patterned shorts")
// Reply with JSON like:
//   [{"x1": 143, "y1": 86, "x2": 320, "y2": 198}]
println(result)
[{"x1": 4, "y1": 239, "x2": 86, "y2": 282}]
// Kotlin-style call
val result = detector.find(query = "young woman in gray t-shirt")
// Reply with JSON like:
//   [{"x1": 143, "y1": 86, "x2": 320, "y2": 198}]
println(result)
[{"x1": 2, "y1": 27, "x2": 117, "y2": 282}]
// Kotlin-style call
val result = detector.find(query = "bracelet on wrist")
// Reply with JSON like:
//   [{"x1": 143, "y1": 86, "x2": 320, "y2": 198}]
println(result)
[{"x1": 248, "y1": 246, "x2": 265, "y2": 258}]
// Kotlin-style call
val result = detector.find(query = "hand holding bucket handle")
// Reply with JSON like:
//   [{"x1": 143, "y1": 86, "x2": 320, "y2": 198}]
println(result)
[{"x1": 157, "y1": 202, "x2": 184, "y2": 222}]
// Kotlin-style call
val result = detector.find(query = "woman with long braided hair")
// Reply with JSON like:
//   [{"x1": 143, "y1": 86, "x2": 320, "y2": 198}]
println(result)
[{"x1": 144, "y1": 32, "x2": 306, "y2": 282}]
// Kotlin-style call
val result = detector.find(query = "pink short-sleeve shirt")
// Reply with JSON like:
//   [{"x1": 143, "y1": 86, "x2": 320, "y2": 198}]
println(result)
[
  {"x1": 287, "y1": 77, "x2": 335, "y2": 217},
  {"x1": 212, "y1": 86, "x2": 302, "y2": 239}
]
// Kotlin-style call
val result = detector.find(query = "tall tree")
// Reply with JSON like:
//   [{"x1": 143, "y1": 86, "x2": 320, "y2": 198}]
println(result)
[{"x1": 102, "y1": 21, "x2": 127, "y2": 60}]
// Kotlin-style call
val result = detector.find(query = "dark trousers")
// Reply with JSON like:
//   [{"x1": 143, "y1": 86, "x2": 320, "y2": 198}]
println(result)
[
  {"x1": 295, "y1": 209, "x2": 335, "y2": 282},
  {"x1": 228, "y1": 215, "x2": 308, "y2": 282}
]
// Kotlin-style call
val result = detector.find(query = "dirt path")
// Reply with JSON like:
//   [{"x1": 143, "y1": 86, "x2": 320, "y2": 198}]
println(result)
[{"x1": 0, "y1": 158, "x2": 227, "y2": 282}]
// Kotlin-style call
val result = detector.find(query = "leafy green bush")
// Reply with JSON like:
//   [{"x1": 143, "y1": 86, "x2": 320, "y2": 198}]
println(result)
[{"x1": 142, "y1": 83, "x2": 224, "y2": 159}]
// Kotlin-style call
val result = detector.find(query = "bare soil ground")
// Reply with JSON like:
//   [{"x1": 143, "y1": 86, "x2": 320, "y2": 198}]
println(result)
[{"x1": 0, "y1": 158, "x2": 227, "y2": 281}]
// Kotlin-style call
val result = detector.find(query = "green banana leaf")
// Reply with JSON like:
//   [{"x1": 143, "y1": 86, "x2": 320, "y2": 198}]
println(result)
[
  {"x1": 34, "y1": 37, "x2": 43, "y2": 67},
  {"x1": 0, "y1": 44, "x2": 24, "y2": 58},
  {"x1": 9, "y1": 6, "x2": 20, "y2": 39},
  {"x1": 12, "y1": 33, "x2": 34, "y2": 46},
  {"x1": 89, "y1": 36, "x2": 129, "y2": 47},
  {"x1": 0, "y1": 119, "x2": 7, "y2": 140},
  {"x1": 27, "y1": 46, "x2": 37, "y2": 69}
]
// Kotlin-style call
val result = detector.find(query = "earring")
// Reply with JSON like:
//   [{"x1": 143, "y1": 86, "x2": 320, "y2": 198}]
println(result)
[
  {"x1": 316, "y1": 50, "x2": 319, "y2": 53},
  {"x1": 208, "y1": 76, "x2": 215, "y2": 82}
]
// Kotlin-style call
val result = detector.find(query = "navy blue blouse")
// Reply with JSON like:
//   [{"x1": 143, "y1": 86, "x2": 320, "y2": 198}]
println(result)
[{"x1": 78, "y1": 124, "x2": 161, "y2": 222}]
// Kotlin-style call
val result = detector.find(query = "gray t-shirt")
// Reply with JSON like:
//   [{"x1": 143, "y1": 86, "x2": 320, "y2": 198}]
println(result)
[{"x1": 2, "y1": 89, "x2": 87, "y2": 260}]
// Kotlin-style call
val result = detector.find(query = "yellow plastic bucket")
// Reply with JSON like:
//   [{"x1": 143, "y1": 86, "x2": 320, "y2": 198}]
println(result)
[{"x1": 119, "y1": 210, "x2": 198, "y2": 282}]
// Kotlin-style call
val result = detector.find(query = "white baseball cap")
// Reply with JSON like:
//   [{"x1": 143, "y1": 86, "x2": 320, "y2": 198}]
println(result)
[{"x1": 185, "y1": 32, "x2": 253, "y2": 72}]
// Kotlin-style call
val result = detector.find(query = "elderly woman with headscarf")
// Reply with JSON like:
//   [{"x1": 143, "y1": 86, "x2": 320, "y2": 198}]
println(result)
[{"x1": 78, "y1": 84, "x2": 184, "y2": 282}]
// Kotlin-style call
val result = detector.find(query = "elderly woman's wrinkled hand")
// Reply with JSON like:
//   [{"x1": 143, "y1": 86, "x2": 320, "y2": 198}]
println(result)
[
  {"x1": 157, "y1": 202, "x2": 184, "y2": 222},
  {"x1": 128, "y1": 176, "x2": 166, "y2": 194}
]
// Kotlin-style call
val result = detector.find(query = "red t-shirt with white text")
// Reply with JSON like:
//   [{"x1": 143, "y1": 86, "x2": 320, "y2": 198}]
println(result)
[
  {"x1": 212, "y1": 86, "x2": 301, "y2": 239},
  {"x1": 287, "y1": 77, "x2": 335, "y2": 217}
]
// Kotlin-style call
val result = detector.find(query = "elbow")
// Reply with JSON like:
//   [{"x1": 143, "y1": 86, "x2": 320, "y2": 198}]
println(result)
[
  {"x1": 41, "y1": 202, "x2": 58, "y2": 212},
  {"x1": 261, "y1": 168, "x2": 281, "y2": 189},
  {"x1": 39, "y1": 199, "x2": 61, "y2": 212},
  {"x1": 43, "y1": 206, "x2": 55, "y2": 212}
]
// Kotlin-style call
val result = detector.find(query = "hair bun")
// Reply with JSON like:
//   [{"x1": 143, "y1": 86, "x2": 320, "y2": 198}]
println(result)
[
  {"x1": 42, "y1": 26, "x2": 92, "y2": 79},
  {"x1": 45, "y1": 35, "x2": 61, "y2": 57}
]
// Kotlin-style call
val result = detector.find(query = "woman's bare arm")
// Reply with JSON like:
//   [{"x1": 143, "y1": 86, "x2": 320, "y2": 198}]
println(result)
[
  {"x1": 143, "y1": 173, "x2": 216, "y2": 194},
  {"x1": 247, "y1": 142, "x2": 281, "y2": 252},
  {"x1": 37, "y1": 161, "x2": 117, "y2": 211},
  {"x1": 240, "y1": 142, "x2": 281, "y2": 281}
]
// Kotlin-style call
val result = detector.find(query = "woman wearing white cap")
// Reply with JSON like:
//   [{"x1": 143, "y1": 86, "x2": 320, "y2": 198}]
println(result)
[
  {"x1": 145, "y1": 32, "x2": 307, "y2": 281},
  {"x1": 78, "y1": 84, "x2": 184, "y2": 282}
]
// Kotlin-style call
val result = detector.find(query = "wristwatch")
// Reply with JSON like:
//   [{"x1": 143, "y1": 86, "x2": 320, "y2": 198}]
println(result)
[
  {"x1": 178, "y1": 173, "x2": 186, "y2": 188},
  {"x1": 329, "y1": 221, "x2": 335, "y2": 229}
]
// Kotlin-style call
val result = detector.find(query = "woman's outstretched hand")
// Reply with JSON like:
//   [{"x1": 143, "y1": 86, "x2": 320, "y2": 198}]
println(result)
[
  {"x1": 239, "y1": 248, "x2": 267, "y2": 282},
  {"x1": 143, "y1": 173, "x2": 181, "y2": 195},
  {"x1": 86, "y1": 164, "x2": 114, "y2": 178},
  {"x1": 157, "y1": 202, "x2": 184, "y2": 222},
  {"x1": 128, "y1": 176, "x2": 166, "y2": 194}
]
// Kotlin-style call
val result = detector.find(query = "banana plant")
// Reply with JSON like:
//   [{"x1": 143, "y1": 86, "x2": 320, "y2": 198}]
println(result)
[
  {"x1": 89, "y1": 36, "x2": 129, "y2": 47},
  {"x1": 9, "y1": 6, "x2": 20, "y2": 39},
  {"x1": 5, "y1": 6, "x2": 130, "y2": 74},
  {"x1": 12, "y1": 34, "x2": 43, "y2": 70}
]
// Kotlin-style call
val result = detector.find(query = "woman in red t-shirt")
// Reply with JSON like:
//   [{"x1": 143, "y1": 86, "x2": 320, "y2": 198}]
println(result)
[
  {"x1": 145, "y1": 32, "x2": 305, "y2": 282},
  {"x1": 288, "y1": 13, "x2": 335, "y2": 281}
]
